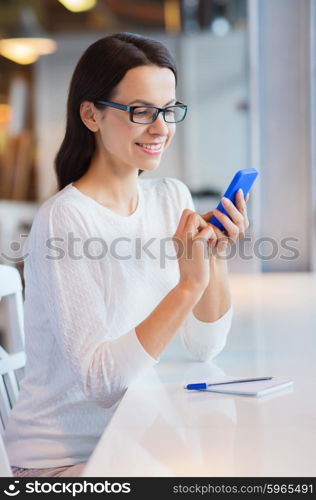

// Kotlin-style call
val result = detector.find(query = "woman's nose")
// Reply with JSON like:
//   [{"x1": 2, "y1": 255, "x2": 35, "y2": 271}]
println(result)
[{"x1": 148, "y1": 112, "x2": 170, "y2": 135}]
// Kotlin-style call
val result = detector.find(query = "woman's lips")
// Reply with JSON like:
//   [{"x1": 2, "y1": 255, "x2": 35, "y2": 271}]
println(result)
[{"x1": 135, "y1": 142, "x2": 164, "y2": 155}]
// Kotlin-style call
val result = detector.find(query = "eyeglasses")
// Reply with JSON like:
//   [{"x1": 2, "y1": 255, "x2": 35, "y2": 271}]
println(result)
[{"x1": 94, "y1": 100, "x2": 188, "y2": 124}]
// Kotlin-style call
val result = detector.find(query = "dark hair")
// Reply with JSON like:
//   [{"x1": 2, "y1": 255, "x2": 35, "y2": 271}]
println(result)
[{"x1": 55, "y1": 32, "x2": 178, "y2": 191}]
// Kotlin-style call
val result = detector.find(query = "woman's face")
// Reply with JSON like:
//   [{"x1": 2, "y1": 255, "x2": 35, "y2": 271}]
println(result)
[{"x1": 94, "y1": 65, "x2": 177, "y2": 173}]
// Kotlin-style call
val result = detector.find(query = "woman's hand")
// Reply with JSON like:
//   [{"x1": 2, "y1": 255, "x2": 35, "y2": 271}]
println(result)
[
  {"x1": 173, "y1": 209, "x2": 217, "y2": 294},
  {"x1": 201, "y1": 189, "x2": 250, "y2": 257}
]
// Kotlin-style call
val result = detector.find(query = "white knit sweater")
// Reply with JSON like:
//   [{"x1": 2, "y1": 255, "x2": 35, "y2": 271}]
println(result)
[{"x1": 4, "y1": 177, "x2": 232, "y2": 468}]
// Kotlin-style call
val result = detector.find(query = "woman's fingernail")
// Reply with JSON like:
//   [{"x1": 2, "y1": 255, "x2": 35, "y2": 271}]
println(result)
[
  {"x1": 238, "y1": 188, "x2": 243, "y2": 196},
  {"x1": 222, "y1": 197, "x2": 230, "y2": 205}
]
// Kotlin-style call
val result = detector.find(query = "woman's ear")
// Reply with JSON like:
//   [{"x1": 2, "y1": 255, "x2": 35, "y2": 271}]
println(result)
[{"x1": 80, "y1": 101, "x2": 99, "y2": 132}]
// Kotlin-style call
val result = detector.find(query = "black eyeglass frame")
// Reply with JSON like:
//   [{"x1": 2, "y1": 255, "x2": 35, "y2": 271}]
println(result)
[{"x1": 94, "y1": 100, "x2": 188, "y2": 124}]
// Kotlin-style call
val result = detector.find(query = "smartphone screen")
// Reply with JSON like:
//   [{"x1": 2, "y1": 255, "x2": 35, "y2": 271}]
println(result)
[{"x1": 209, "y1": 168, "x2": 258, "y2": 231}]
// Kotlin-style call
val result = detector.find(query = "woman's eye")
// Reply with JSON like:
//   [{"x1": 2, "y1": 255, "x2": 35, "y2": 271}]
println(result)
[{"x1": 134, "y1": 108, "x2": 152, "y2": 116}]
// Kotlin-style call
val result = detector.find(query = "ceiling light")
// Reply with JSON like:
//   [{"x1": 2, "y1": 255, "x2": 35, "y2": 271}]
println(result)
[
  {"x1": 0, "y1": 38, "x2": 56, "y2": 65},
  {"x1": 0, "y1": 7, "x2": 57, "y2": 65},
  {"x1": 57, "y1": 0, "x2": 97, "y2": 12}
]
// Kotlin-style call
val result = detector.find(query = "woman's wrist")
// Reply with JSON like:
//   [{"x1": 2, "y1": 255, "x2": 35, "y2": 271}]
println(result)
[{"x1": 176, "y1": 280, "x2": 205, "y2": 303}]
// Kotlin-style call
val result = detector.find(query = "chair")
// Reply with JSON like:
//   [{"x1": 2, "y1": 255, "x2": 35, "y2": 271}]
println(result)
[
  {"x1": 0, "y1": 347, "x2": 25, "y2": 477},
  {"x1": 0, "y1": 264, "x2": 26, "y2": 477},
  {"x1": 0, "y1": 346, "x2": 26, "y2": 433},
  {"x1": 0, "y1": 264, "x2": 25, "y2": 352},
  {"x1": 0, "y1": 432, "x2": 12, "y2": 477}
]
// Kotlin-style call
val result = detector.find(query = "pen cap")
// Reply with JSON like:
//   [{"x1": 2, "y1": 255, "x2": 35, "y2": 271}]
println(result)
[{"x1": 186, "y1": 383, "x2": 208, "y2": 390}]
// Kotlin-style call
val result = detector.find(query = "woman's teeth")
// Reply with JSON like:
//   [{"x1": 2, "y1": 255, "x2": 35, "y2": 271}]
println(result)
[{"x1": 137, "y1": 143, "x2": 163, "y2": 150}]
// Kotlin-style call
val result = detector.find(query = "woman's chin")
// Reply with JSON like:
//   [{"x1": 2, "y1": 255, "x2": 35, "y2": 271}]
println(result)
[{"x1": 138, "y1": 160, "x2": 161, "y2": 172}]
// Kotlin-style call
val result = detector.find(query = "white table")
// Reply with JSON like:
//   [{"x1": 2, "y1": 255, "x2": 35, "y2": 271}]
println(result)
[{"x1": 82, "y1": 273, "x2": 316, "y2": 477}]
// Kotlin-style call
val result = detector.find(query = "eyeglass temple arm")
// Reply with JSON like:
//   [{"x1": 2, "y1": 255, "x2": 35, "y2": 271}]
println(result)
[{"x1": 95, "y1": 101, "x2": 130, "y2": 111}]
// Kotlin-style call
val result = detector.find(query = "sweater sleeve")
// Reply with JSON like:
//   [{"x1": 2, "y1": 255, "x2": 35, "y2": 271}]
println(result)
[
  {"x1": 164, "y1": 177, "x2": 233, "y2": 362},
  {"x1": 181, "y1": 307, "x2": 233, "y2": 361},
  {"x1": 35, "y1": 202, "x2": 157, "y2": 408}
]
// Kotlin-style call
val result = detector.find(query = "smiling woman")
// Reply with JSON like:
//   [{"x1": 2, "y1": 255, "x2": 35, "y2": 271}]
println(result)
[
  {"x1": 3, "y1": 32, "x2": 245, "y2": 478},
  {"x1": 55, "y1": 32, "x2": 179, "y2": 194},
  {"x1": 77, "y1": 64, "x2": 178, "y2": 192}
]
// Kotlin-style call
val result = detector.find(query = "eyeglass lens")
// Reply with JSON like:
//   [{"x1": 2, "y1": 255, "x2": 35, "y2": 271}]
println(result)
[{"x1": 132, "y1": 106, "x2": 186, "y2": 124}]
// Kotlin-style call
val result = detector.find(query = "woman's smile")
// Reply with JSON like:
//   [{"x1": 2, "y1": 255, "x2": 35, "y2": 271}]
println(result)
[{"x1": 135, "y1": 141, "x2": 165, "y2": 155}]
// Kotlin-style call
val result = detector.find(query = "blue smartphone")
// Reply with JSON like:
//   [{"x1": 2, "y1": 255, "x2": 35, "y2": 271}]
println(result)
[{"x1": 208, "y1": 168, "x2": 259, "y2": 231}]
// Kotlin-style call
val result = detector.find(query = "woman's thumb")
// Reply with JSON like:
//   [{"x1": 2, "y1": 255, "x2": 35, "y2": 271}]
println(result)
[{"x1": 200, "y1": 210, "x2": 215, "y2": 223}]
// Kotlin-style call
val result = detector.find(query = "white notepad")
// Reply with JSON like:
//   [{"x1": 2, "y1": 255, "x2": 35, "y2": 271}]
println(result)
[{"x1": 202, "y1": 377, "x2": 293, "y2": 397}]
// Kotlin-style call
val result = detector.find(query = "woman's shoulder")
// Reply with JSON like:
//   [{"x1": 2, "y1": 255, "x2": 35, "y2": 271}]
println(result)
[{"x1": 32, "y1": 184, "x2": 89, "y2": 232}]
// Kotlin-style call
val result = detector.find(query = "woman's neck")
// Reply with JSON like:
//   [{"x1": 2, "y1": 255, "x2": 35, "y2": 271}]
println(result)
[{"x1": 72, "y1": 159, "x2": 139, "y2": 215}]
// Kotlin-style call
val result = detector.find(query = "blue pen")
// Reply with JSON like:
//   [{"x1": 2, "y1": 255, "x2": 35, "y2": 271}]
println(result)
[{"x1": 185, "y1": 377, "x2": 273, "y2": 391}]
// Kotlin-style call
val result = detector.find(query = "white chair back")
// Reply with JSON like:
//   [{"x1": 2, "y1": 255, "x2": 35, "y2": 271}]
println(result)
[
  {"x1": 0, "y1": 433, "x2": 12, "y2": 477},
  {"x1": 0, "y1": 264, "x2": 25, "y2": 352},
  {"x1": 0, "y1": 264, "x2": 26, "y2": 477},
  {"x1": 0, "y1": 347, "x2": 25, "y2": 477},
  {"x1": 0, "y1": 346, "x2": 26, "y2": 433}
]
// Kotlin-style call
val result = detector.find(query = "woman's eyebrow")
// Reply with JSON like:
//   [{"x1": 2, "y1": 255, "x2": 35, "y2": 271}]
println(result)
[{"x1": 127, "y1": 99, "x2": 176, "y2": 106}]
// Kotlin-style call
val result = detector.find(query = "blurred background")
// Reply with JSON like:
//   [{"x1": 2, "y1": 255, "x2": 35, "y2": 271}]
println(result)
[
  {"x1": 0, "y1": 0, "x2": 315, "y2": 284},
  {"x1": 0, "y1": 2, "x2": 315, "y2": 469}
]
